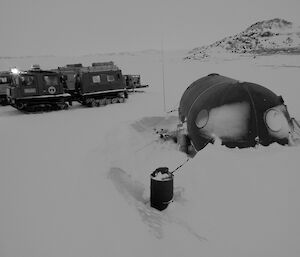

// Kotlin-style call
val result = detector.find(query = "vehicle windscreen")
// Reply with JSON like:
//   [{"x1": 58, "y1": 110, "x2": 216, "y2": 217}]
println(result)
[
  {"x1": 44, "y1": 75, "x2": 59, "y2": 86},
  {"x1": 18, "y1": 75, "x2": 35, "y2": 86}
]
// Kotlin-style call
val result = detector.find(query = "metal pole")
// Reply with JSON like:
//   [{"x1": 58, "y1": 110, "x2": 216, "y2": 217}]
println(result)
[{"x1": 161, "y1": 37, "x2": 166, "y2": 113}]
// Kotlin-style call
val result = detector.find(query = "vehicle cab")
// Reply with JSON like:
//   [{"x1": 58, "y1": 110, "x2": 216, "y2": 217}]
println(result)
[{"x1": 7, "y1": 65, "x2": 70, "y2": 111}]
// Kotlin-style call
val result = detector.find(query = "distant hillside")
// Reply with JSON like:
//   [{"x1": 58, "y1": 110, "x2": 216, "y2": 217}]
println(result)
[{"x1": 185, "y1": 18, "x2": 300, "y2": 60}]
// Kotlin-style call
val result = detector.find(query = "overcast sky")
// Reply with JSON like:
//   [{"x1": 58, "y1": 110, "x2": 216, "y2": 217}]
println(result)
[{"x1": 0, "y1": 0, "x2": 300, "y2": 56}]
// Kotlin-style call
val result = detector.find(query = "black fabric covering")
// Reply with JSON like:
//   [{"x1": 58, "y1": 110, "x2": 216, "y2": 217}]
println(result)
[{"x1": 179, "y1": 74, "x2": 288, "y2": 151}]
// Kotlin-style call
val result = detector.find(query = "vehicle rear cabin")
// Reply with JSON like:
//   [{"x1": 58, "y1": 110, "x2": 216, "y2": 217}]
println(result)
[
  {"x1": 57, "y1": 61, "x2": 128, "y2": 107},
  {"x1": 123, "y1": 74, "x2": 149, "y2": 90}
]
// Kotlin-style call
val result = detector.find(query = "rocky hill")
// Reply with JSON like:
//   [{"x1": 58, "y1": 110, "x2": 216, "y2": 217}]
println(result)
[{"x1": 185, "y1": 18, "x2": 300, "y2": 60}]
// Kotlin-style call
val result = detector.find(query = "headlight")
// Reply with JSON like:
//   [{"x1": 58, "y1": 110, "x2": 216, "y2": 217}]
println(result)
[{"x1": 11, "y1": 68, "x2": 20, "y2": 74}]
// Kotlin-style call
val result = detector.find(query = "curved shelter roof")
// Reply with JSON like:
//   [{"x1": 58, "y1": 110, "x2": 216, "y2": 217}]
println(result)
[{"x1": 179, "y1": 74, "x2": 291, "y2": 151}]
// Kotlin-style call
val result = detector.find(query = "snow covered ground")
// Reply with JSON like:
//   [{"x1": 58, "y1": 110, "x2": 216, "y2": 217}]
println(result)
[{"x1": 0, "y1": 51, "x2": 300, "y2": 257}]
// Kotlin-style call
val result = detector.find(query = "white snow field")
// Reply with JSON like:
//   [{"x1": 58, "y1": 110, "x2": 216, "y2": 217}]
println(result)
[{"x1": 0, "y1": 51, "x2": 300, "y2": 257}]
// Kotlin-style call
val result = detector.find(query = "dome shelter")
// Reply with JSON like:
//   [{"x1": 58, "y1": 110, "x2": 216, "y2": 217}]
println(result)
[{"x1": 179, "y1": 74, "x2": 295, "y2": 151}]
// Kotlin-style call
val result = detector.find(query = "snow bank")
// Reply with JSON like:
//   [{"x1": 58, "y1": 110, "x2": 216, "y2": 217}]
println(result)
[{"x1": 177, "y1": 143, "x2": 300, "y2": 257}]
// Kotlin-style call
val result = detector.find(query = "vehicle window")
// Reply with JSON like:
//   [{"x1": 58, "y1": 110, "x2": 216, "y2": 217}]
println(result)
[
  {"x1": 107, "y1": 75, "x2": 115, "y2": 82},
  {"x1": 12, "y1": 76, "x2": 20, "y2": 86},
  {"x1": 44, "y1": 75, "x2": 58, "y2": 86},
  {"x1": 92, "y1": 75, "x2": 101, "y2": 83},
  {"x1": 61, "y1": 75, "x2": 67, "y2": 81},
  {"x1": 21, "y1": 75, "x2": 35, "y2": 86},
  {"x1": 0, "y1": 77, "x2": 8, "y2": 84}
]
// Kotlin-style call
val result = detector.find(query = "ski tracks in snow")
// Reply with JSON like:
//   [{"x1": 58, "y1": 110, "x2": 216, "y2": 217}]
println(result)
[{"x1": 108, "y1": 167, "x2": 207, "y2": 241}]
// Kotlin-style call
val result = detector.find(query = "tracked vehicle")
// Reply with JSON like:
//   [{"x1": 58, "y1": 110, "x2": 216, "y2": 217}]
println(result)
[
  {"x1": 56, "y1": 62, "x2": 128, "y2": 107},
  {"x1": 7, "y1": 65, "x2": 70, "y2": 111}
]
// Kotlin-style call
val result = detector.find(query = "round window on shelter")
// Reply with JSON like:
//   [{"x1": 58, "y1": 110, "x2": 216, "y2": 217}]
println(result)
[
  {"x1": 265, "y1": 108, "x2": 284, "y2": 132},
  {"x1": 195, "y1": 109, "x2": 209, "y2": 128}
]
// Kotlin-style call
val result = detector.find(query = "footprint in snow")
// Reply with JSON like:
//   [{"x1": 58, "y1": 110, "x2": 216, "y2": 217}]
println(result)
[{"x1": 108, "y1": 167, "x2": 207, "y2": 241}]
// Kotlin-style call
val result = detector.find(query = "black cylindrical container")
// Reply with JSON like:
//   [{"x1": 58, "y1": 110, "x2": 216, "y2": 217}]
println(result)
[{"x1": 150, "y1": 167, "x2": 174, "y2": 211}]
